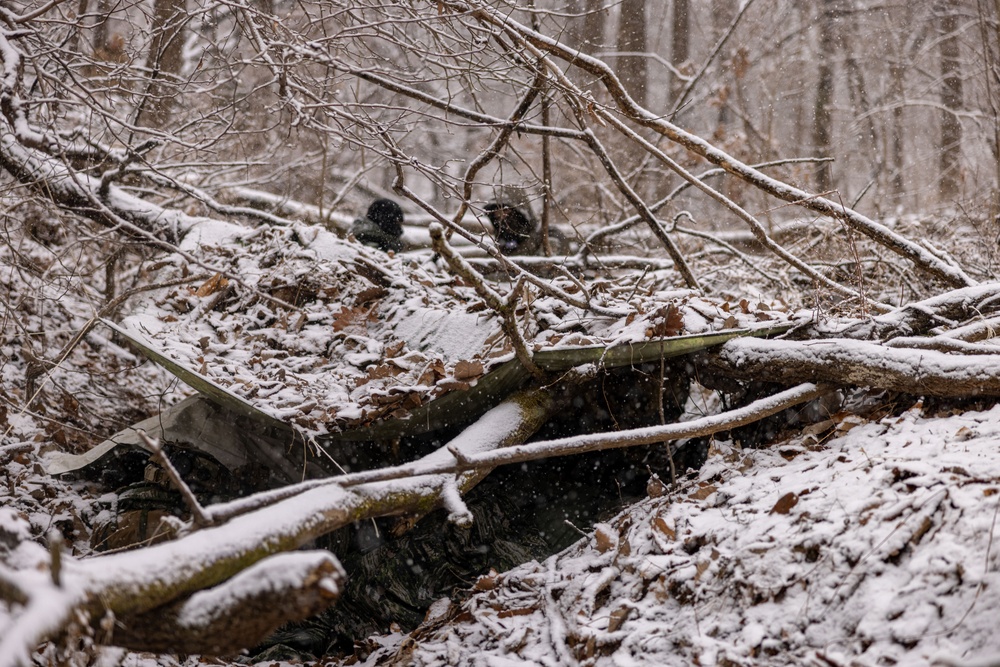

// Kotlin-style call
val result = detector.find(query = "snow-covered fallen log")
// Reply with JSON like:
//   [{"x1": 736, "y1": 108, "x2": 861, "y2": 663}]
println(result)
[
  {"x1": 112, "y1": 552, "x2": 344, "y2": 654},
  {"x1": 713, "y1": 337, "x2": 1000, "y2": 397},
  {"x1": 0, "y1": 390, "x2": 553, "y2": 665}
]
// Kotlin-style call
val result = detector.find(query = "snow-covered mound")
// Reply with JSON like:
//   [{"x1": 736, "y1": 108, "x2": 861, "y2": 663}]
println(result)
[
  {"x1": 116, "y1": 219, "x2": 792, "y2": 437},
  {"x1": 363, "y1": 400, "x2": 1000, "y2": 666}
]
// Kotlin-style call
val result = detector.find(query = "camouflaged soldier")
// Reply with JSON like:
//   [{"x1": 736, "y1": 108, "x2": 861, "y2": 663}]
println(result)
[
  {"x1": 484, "y1": 201, "x2": 541, "y2": 255},
  {"x1": 350, "y1": 198, "x2": 405, "y2": 253},
  {"x1": 484, "y1": 201, "x2": 570, "y2": 256}
]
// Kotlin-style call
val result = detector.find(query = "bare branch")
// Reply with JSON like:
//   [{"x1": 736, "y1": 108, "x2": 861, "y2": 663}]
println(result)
[
  {"x1": 136, "y1": 431, "x2": 213, "y2": 529},
  {"x1": 453, "y1": 0, "x2": 975, "y2": 288}
]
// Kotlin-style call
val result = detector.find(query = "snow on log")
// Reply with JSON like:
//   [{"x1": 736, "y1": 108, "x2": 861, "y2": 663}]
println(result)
[
  {"x1": 0, "y1": 390, "x2": 553, "y2": 663},
  {"x1": 715, "y1": 337, "x2": 1000, "y2": 396},
  {"x1": 111, "y1": 552, "x2": 345, "y2": 654}
]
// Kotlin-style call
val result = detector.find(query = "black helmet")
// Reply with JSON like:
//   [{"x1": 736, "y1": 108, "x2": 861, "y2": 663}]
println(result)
[{"x1": 366, "y1": 198, "x2": 404, "y2": 237}]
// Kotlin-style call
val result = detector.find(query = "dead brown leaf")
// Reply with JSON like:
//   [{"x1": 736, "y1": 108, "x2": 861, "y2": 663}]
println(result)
[
  {"x1": 652, "y1": 515, "x2": 676, "y2": 540},
  {"x1": 689, "y1": 483, "x2": 717, "y2": 500},
  {"x1": 649, "y1": 303, "x2": 685, "y2": 338},
  {"x1": 454, "y1": 359, "x2": 484, "y2": 381},
  {"x1": 436, "y1": 380, "x2": 471, "y2": 393},
  {"x1": 332, "y1": 306, "x2": 370, "y2": 332},
  {"x1": 608, "y1": 606, "x2": 632, "y2": 632},
  {"x1": 770, "y1": 492, "x2": 799, "y2": 515},
  {"x1": 594, "y1": 524, "x2": 617, "y2": 552},
  {"x1": 195, "y1": 273, "x2": 229, "y2": 297}
]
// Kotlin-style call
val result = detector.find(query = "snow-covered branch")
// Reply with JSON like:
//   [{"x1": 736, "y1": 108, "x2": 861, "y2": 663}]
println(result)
[
  {"x1": 0, "y1": 390, "x2": 553, "y2": 663},
  {"x1": 713, "y1": 336, "x2": 1000, "y2": 397}
]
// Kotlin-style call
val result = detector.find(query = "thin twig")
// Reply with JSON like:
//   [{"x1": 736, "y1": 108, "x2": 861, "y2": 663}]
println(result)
[{"x1": 136, "y1": 431, "x2": 212, "y2": 529}]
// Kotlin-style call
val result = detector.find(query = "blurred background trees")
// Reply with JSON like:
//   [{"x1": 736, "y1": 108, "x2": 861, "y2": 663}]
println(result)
[{"x1": 10, "y1": 0, "x2": 996, "y2": 228}]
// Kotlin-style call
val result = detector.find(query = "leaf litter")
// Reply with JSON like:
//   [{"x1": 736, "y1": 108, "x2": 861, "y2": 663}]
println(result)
[{"x1": 2, "y1": 209, "x2": 1000, "y2": 666}]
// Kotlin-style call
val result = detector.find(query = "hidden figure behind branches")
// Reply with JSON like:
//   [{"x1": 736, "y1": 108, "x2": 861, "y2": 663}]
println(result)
[
  {"x1": 350, "y1": 199, "x2": 405, "y2": 253},
  {"x1": 484, "y1": 202, "x2": 541, "y2": 256}
]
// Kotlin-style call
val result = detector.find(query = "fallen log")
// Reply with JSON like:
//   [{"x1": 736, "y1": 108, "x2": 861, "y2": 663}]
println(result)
[{"x1": 710, "y1": 336, "x2": 1000, "y2": 397}]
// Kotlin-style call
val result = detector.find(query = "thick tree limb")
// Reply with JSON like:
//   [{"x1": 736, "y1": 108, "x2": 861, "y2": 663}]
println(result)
[
  {"x1": 205, "y1": 381, "x2": 828, "y2": 522},
  {"x1": 0, "y1": 390, "x2": 554, "y2": 662},
  {"x1": 111, "y1": 552, "x2": 344, "y2": 654},
  {"x1": 711, "y1": 337, "x2": 1000, "y2": 397}
]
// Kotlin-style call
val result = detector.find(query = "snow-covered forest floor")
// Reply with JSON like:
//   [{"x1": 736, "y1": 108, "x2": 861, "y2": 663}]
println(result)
[
  {"x1": 3, "y1": 199, "x2": 1000, "y2": 666},
  {"x1": 354, "y1": 399, "x2": 1000, "y2": 667},
  {"x1": 8, "y1": 380, "x2": 1000, "y2": 666},
  {"x1": 4, "y1": 2, "x2": 1000, "y2": 661}
]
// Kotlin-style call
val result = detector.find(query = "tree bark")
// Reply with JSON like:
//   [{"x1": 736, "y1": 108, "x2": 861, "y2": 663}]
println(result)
[
  {"x1": 939, "y1": 0, "x2": 964, "y2": 200},
  {"x1": 709, "y1": 337, "x2": 1000, "y2": 397},
  {"x1": 616, "y1": 0, "x2": 647, "y2": 107},
  {"x1": 889, "y1": 59, "x2": 905, "y2": 197},
  {"x1": 141, "y1": 0, "x2": 188, "y2": 128},
  {"x1": 813, "y1": 0, "x2": 836, "y2": 192},
  {"x1": 112, "y1": 553, "x2": 344, "y2": 654},
  {"x1": 671, "y1": 0, "x2": 690, "y2": 101},
  {"x1": 566, "y1": 0, "x2": 605, "y2": 51}
]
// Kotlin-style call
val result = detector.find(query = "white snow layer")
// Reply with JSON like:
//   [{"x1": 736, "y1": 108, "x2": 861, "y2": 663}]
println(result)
[
  {"x1": 116, "y1": 219, "x2": 789, "y2": 437},
  {"x1": 357, "y1": 401, "x2": 1000, "y2": 667}
]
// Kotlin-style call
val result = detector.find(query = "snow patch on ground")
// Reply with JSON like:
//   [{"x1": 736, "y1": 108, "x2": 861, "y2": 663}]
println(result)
[{"x1": 352, "y1": 402, "x2": 1000, "y2": 666}]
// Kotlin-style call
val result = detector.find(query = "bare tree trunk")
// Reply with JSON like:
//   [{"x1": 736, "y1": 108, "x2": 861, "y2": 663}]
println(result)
[
  {"x1": 142, "y1": 0, "x2": 188, "y2": 128},
  {"x1": 974, "y1": 0, "x2": 1000, "y2": 216},
  {"x1": 889, "y1": 60, "x2": 905, "y2": 198},
  {"x1": 993, "y1": 0, "x2": 1000, "y2": 215},
  {"x1": 939, "y1": 0, "x2": 964, "y2": 201},
  {"x1": 813, "y1": 0, "x2": 836, "y2": 192},
  {"x1": 616, "y1": 0, "x2": 647, "y2": 107},
  {"x1": 566, "y1": 0, "x2": 606, "y2": 51},
  {"x1": 92, "y1": 0, "x2": 110, "y2": 55},
  {"x1": 712, "y1": 0, "x2": 737, "y2": 130},
  {"x1": 66, "y1": 0, "x2": 89, "y2": 54},
  {"x1": 671, "y1": 0, "x2": 690, "y2": 101},
  {"x1": 582, "y1": 0, "x2": 606, "y2": 50},
  {"x1": 844, "y1": 49, "x2": 881, "y2": 198}
]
